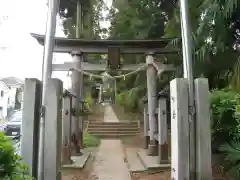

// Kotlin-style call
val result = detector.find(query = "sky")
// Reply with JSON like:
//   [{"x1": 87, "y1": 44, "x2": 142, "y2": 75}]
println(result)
[{"x1": 0, "y1": 0, "x2": 111, "y2": 88}]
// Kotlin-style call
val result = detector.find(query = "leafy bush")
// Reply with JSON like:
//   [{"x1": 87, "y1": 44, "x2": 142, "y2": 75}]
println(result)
[
  {"x1": 116, "y1": 88, "x2": 143, "y2": 112},
  {"x1": 0, "y1": 132, "x2": 32, "y2": 180},
  {"x1": 210, "y1": 89, "x2": 240, "y2": 151},
  {"x1": 219, "y1": 141, "x2": 240, "y2": 179},
  {"x1": 85, "y1": 92, "x2": 94, "y2": 109},
  {"x1": 116, "y1": 91, "x2": 127, "y2": 106},
  {"x1": 83, "y1": 132, "x2": 100, "y2": 148}
]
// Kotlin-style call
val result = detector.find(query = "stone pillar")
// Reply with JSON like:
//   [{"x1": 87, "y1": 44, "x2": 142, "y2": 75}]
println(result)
[
  {"x1": 143, "y1": 100, "x2": 149, "y2": 149},
  {"x1": 170, "y1": 78, "x2": 189, "y2": 180},
  {"x1": 62, "y1": 96, "x2": 72, "y2": 164},
  {"x1": 157, "y1": 94, "x2": 168, "y2": 164},
  {"x1": 195, "y1": 78, "x2": 212, "y2": 180},
  {"x1": 146, "y1": 53, "x2": 157, "y2": 156},
  {"x1": 43, "y1": 79, "x2": 63, "y2": 180},
  {"x1": 21, "y1": 78, "x2": 42, "y2": 178},
  {"x1": 98, "y1": 85, "x2": 102, "y2": 103},
  {"x1": 71, "y1": 51, "x2": 83, "y2": 154}
]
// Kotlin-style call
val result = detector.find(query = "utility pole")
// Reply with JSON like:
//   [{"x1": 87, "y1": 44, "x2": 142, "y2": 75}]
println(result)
[
  {"x1": 71, "y1": 0, "x2": 84, "y2": 154},
  {"x1": 37, "y1": 0, "x2": 59, "y2": 179},
  {"x1": 179, "y1": 0, "x2": 196, "y2": 179},
  {"x1": 0, "y1": 16, "x2": 9, "y2": 61}
]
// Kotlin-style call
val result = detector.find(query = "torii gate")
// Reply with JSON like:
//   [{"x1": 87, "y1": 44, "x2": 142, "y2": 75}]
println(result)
[
  {"x1": 30, "y1": 33, "x2": 179, "y2": 178},
  {"x1": 31, "y1": 33, "x2": 178, "y2": 148}
]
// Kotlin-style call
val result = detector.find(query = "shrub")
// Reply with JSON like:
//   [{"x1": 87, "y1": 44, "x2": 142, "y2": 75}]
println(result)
[
  {"x1": 116, "y1": 91, "x2": 127, "y2": 106},
  {"x1": 210, "y1": 89, "x2": 240, "y2": 151},
  {"x1": 0, "y1": 132, "x2": 32, "y2": 180},
  {"x1": 219, "y1": 141, "x2": 240, "y2": 179},
  {"x1": 83, "y1": 132, "x2": 100, "y2": 148},
  {"x1": 116, "y1": 88, "x2": 142, "y2": 112},
  {"x1": 85, "y1": 92, "x2": 94, "y2": 109}
]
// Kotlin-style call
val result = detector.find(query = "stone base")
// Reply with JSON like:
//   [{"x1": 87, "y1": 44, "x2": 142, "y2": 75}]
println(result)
[
  {"x1": 71, "y1": 144, "x2": 83, "y2": 156},
  {"x1": 147, "y1": 140, "x2": 158, "y2": 156},
  {"x1": 137, "y1": 149, "x2": 171, "y2": 171},
  {"x1": 158, "y1": 143, "x2": 169, "y2": 164},
  {"x1": 144, "y1": 136, "x2": 150, "y2": 149},
  {"x1": 62, "y1": 146, "x2": 73, "y2": 165},
  {"x1": 71, "y1": 133, "x2": 83, "y2": 156},
  {"x1": 62, "y1": 149, "x2": 91, "y2": 169}
]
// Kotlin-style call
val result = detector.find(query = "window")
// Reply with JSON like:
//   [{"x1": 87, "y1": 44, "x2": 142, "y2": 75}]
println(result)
[{"x1": 0, "y1": 91, "x2": 4, "y2": 97}]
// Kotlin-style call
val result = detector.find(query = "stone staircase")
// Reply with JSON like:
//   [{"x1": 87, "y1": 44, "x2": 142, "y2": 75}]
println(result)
[{"x1": 87, "y1": 121, "x2": 140, "y2": 138}]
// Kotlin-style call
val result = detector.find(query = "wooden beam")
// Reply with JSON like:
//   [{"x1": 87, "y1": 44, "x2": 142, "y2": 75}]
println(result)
[
  {"x1": 53, "y1": 46, "x2": 180, "y2": 54},
  {"x1": 31, "y1": 33, "x2": 180, "y2": 54},
  {"x1": 31, "y1": 33, "x2": 180, "y2": 48},
  {"x1": 52, "y1": 62, "x2": 175, "y2": 72}
]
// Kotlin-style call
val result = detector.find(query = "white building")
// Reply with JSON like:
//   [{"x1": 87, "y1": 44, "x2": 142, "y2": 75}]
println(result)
[{"x1": 0, "y1": 77, "x2": 24, "y2": 119}]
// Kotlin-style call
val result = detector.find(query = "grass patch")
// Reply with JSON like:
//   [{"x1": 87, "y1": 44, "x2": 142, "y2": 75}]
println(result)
[{"x1": 83, "y1": 132, "x2": 100, "y2": 148}]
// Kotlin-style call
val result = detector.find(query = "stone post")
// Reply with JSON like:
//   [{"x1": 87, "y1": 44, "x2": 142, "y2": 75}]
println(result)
[
  {"x1": 146, "y1": 53, "x2": 157, "y2": 156},
  {"x1": 98, "y1": 85, "x2": 102, "y2": 103},
  {"x1": 21, "y1": 78, "x2": 42, "y2": 178},
  {"x1": 194, "y1": 78, "x2": 212, "y2": 180},
  {"x1": 157, "y1": 93, "x2": 168, "y2": 164},
  {"x1": 43, "y1": 79, "x2": 63, "y2": 180},
  {"x1": 71, "y1": 51, "x2": 83, "y2": 154},
  {"x1": 143, "y1": 99, "x2": 149, "y2": 149},
  {"x1": 62, "y1": 96, "x2": 72, "y2": 164},
  {"x1": 170, "y1": 78, "x2": 189, "y2": 180}
]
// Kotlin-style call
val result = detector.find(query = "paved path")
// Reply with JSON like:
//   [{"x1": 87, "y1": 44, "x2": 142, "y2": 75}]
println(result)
[
  {"x1": 103, "y1": 103, "x2": 119, "y2": 123},
  {"x1": 91, "y1": 103, "x2": 131, "y2": 180}
]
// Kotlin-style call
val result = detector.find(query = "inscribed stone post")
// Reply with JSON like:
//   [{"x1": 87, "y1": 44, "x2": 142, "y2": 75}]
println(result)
[
  {"x1": 170, "y1": 78, "x2": 189, "y2": 180},
  {"x1": 143, "y1": 101, "x2": 149, "y2": 149},
  {"x1": 21, "y1": 78, "x2": 42, "y2": 178},
  {"x1": 44, "y1": 79, "x2": 63, "y2": 180},
  {"x1": 146, "y1": 53, "x2": 157, "y2": 156},
  {"x1": 157, "y1": 95, "x2": 168, "y2": 164},
  {"x1": 194, "y1": 78, "x2": 212, "y2": 180}
]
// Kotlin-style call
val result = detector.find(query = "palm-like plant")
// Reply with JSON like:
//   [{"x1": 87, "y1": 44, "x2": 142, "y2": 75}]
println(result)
[
  {"x1": 220, "y1": 141, "x2": 240, "y2": 179},
  {"x1": 194, "y1": 0, "x2": 240, "y2": 89},
  {"x1": 164, "y1": 0, "x2": 240, "y2": 89}
]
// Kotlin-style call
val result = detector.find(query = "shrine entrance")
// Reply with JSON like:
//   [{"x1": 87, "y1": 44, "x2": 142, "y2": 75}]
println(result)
[{"x1": 20, "y1": 32, "x2": 212, "y2": 180}]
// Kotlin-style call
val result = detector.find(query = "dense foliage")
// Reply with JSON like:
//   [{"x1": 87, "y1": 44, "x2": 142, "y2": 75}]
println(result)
[
  {"x1": 209, "y1": 89, "x2": 240, "y2": 179},
  {"x1": 210, "y1": 89, "x2": 240, "y2": 149},
  {"x1": 107, "y1": 0, "x2": 240, "y2": 111},
  {"x1": 0, "y1": 132, "x2": 32, "y2": 180}
]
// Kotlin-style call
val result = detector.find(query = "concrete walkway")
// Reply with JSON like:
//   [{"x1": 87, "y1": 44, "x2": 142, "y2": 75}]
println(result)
[{"x1": 91, "y1": 103, "x2": 131, "y2": 180}]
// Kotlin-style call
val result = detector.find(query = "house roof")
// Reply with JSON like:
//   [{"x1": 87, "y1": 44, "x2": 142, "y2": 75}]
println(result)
[{"x1": 0, "y1": 77, "x2": 24, "y2": 87}]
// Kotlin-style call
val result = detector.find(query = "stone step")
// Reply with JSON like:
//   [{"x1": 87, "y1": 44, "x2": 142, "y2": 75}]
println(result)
[
  {"x1": 88, "y1": 123, "x2": 138, "y2": 128},
  {"x1": 88, "y1": 133, "x2": 140, "y2": 138},
  {"x1": 88, "y1": 127, "x2": 139, "y2": 131},
  {"x1": 88, "y1": 120, "x2": 138, "y2": 124},
  {"x1": 88, "y1": 131, "x2": 139, "y2": 134},
  {"x1": 88, "y1": 125, "x2": 139, "y2": 128}
]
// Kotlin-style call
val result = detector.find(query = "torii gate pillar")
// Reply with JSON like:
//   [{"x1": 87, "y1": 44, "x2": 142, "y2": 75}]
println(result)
[
  {"x1": 71, "y1": 51, "x2": 84, "y2": 154},
  {"x1": 146, "y1": 52, "x2": 158, "y2": 156}
]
